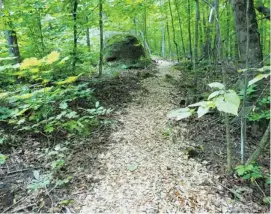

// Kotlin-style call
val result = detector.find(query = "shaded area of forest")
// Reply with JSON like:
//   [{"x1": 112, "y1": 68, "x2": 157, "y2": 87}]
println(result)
[{"x1": 0, "y1": 0, "x2": 270, "y2": 212}]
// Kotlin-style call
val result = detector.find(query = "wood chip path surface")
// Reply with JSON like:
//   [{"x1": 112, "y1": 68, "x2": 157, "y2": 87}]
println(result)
[{"x1": 80, "y1": 61, "x2": 263, "y2": 213}]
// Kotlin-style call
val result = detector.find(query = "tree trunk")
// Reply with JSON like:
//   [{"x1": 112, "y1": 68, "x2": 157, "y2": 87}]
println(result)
[
  {"x1": 86, "y1": 16, "x2": 91, "y2": 52},
  {"x1": 166, "y1": 21, "x2": 172, "y2": 60},
  {"x1": 161, "y1": 23, "x2": 166, "y2": 57},
  {"x1": 202, "y1": 8, "x2": 211, "y2": 62},
  {"x1": 1, "y1": 0, "x2": 21, "y2": 63},
  {"x1": 72, "y1": 0, "x2": 78, "y2": 72},
  {"x1": 174, "y1": 0, "x2": 186, "y2": 56},
  {"x1": 193, "y1": 0, "x2": 199, "y2": 86},
  {"x1": 168, "y1": 0, "x2": 179, "y2": 62},
  {"x1": 187, "y1": 0, "x2": 193, "y2": 62},
  {"x1": 231, "y1": 0, "x2": 263, "y2": 68},
  {"x1": 5, "y1": 30, "x2": 21, "y2": 63},
  {"x1": 36, "y1": 9, "x2": 45, "y2": 55},
  {"x1": 246, "y1": 121, "x2": 270, "y2": 164},
  {"x1": 99, "y1": 0, "x2": 103, "y2": 76}
]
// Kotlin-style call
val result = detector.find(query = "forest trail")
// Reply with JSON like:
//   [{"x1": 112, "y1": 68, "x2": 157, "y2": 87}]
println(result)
[{"x1": 80, "y1": 61, "x2": 260, "y2": 213}]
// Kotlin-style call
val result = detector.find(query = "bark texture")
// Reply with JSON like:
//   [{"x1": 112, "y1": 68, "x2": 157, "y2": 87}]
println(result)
[
  {"x1": 231, "y1": 0, "x2": 263, "y2": 67},
  {"x1": 5, "y1": 30, "x2": 21, "y2": 63}
]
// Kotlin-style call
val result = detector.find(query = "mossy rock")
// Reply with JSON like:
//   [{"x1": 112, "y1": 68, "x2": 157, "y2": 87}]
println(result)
[{"x1": 104, "y1": 34, "x2": 151, "y2": 69}]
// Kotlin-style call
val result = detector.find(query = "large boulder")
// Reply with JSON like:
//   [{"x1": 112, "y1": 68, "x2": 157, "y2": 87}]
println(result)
[{"x1": 104, "y1": 34, "x2": 151, "y2": 69}]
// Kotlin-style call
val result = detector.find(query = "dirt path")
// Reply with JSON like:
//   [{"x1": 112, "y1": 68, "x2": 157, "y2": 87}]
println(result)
[{"x1": 80, "y1": 61, "x2": 262, "y2": 213}]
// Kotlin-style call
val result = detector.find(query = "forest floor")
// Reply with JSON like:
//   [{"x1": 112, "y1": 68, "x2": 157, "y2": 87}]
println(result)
[
  {"x1": 0, "y1": 60, "x2": 269, "y2": 213},
  {"x1": 79, "y1": 60, "x2": 267, "y2": 213}
]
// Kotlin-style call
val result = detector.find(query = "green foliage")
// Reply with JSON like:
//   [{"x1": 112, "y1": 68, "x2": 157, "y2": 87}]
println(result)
[
  {"x1": 248, "y1": 96, "x2": 270, "y2": 121},
  {"x1": 0, "y1": 154, "x2": 8, "y2": 165},
  {"x1": 27, "y1": 142, "x2": 73, "y2": 192},
  {"x1": 1, "y1": 54, "x2": 111, "y2": 136},
  {"x1": 238, "y1": 66, "x2": 270, "y2": 122},
  {"x1": 167, "y1": 82, "x2": 241, "y2": 120},
  {"x1": 263, "y1": 196, "x2": 271, "y2": 204},
  {"x1": 235, "y1": 164, "x2": 263, "y2": 182},
  {"x1": 235, "y1": 163, "x2": 270, "y2": 204}
]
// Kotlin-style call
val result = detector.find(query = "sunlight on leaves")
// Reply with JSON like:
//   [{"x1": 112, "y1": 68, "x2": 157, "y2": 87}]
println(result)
[
  {"x1": 208, "y1": 82, "x2": 225, "y2": 90},
  {"x1": 45, "y1": 51, "x2": 60, "y2": 64},
  {"x1": 56, "y1": 76, "x2": 78, "y2": 85},
  {"x1": 248, "y1": 73, "x2": 270, "y2": 86},
  {"x1": 20, "y1": 58, "x2": 41, "y2": 70},
  {"x1": 167, "y1": 108, "x2": 193, "y2": 121}
]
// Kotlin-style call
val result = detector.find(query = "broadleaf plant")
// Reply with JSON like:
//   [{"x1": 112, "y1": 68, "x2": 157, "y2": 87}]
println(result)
[{"x1": 167, "y1": 82, "x2": 241, "y2": 121}]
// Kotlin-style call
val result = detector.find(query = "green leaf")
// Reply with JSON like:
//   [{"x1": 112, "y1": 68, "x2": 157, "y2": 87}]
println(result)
[
  {"x1": 95, "y1": 101, "x2": 100, "y2": 108},
  {"x1": 167, "y1": 108, "x2": 192, "y2": 120},
  {"x1": 0, "y1": 154, "x2": 8, "y2": 165},
  {"x1": 216, "y1": 101, "x2": 239, "y2": 116},
  {"x1": 236, "y1": 167, "x2": 246, "y2": 176},
  {"x1": 224, "y1": 90, "x2": 240, "y2": 108},
  {"x1": 59, "y1": 102, "x2": 68, "y2": 109},
  {"x1": 197, "y1": 106, "x2": 209, "y2": 118},
  {"x1": 44, "y1": 125, "x2": 55, "y2": 133},
  {"x1": 263, "y1": 196, "x2": 271, "y2": 204},
  {"x1": 51, "y1": 159, "x2": 65, "y2": 170},
  {"x1": 0, "y1": 138, "x2": 4, "y2": 144},
  {"x1": 188, "y1": 101, "x2": 207, "y2": 107},
  {"x1": 248, "y1": 73, "x2": 270, "y2": 86},
  {"x1": 66, "y1": 111, "x2": 78, "y2": 119},
  {"x1": 208, "y1": 90, "x2": 223, "y2": 100},
  {"x1": 208, "y1": 82, "x2": 225, "y2": 89}
]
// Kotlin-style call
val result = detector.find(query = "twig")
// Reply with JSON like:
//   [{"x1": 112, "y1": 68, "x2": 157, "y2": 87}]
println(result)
[
  {"x1": 6, "y1": 168, "x2": 37, "y2": 175},
  {"x1": 11, "y1": 203, "x2": 36, "y2": 213},
  {"x1": 45, "y1": 186, "x2": 54, "y2": 210},
  {"x1": 255, "y1": 180, "x2": 266, "y2": 197}
]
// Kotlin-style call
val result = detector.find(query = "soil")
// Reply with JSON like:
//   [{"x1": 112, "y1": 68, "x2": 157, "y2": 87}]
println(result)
[{"x1": 0, "y1": 60, "x2": 269, "y2": 213}]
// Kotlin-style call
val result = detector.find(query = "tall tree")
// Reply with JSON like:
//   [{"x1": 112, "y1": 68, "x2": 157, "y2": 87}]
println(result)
[
  {"x1": 231, "y1": 0, "x2": 263, "y2": 68},
  {"x1": 86, "y1": 16, "x2": 91, "y2": 52},
  {"x1": 168, "y1": 0, "x2": 179, "y2": 61},
  {"x1": 99, "y1": 0, "x2": 103, "y2": 76},
  {"x1": 187, "y1": 0, "x2": 193, "y2": 62},
  {"x1": 174, "y1": 0, "x2": 186, "y2": 56},
  {"x1": 1, "y1": 0, "x2": 21, "y2": 63},
  {"x1": 72, "y1": 0, "x2": 78, "y2": 72}
]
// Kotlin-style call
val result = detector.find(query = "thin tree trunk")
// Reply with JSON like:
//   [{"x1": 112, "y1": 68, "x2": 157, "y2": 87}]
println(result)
[
  {"x1": 166, "y1": 21, "x2": 172, "y2": 60},
  {"x1": 246, "y1": 122, "x2": 270, "y2": 164},
  {"x1": 161, "y1": 23, "x2": 166, "y2": 57},
  {"x1": 143, "y1": 1, "x2": 149, "y2": 66},
  {"x1": 168, "y1": 0, "x2": 179, "y2": 62},
  {"x1": 213, "y1": 0, "x2": 220, "y2": 67},
  {"x1": 99, "y1": 0, "x2": 103, "y2": 76},
  {"x1": 193, "y1": 0, "x2": 200, "y2": 87},
  {"x1": 37, "y1": 10, "x2": 45, "y2": 55},
  {"x1": 133, "y1": 18, "x2": 139, "y2": 37},
  {"x1": 202, "y1": 7, "x2": 211, "y2": 62},
  {"x1": 225, "y1": 1, "x2": 230, "y2": 59},
  {"x1": 240, "y1": 0, "x2": 250, "y2": 164},
  {"x1": 86, "y1": 16, "x2": 91, "y2": 52},
  {"x1": 72, "y1": 0, "x2": 78, "y2": 72},
  {"x1": 174, "y1": 0, "x2": 185, "y2": 56},
  {"x1": 213, "y1": 0, "x2": 233, "y2": 171},
  {"x1": 187, "y1": 0, "x2": 193, "y2": 62}
]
